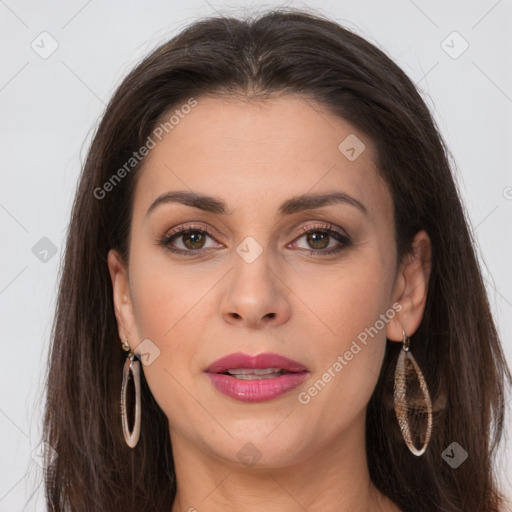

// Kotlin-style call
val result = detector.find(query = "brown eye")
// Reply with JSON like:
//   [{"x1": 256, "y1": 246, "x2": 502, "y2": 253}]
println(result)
[
  {"x1": 290, "y1": 225, "x2": 351, "y2": 256},
  {"x1": 305, "y1": 231, "x2": 330, "y2": 250},
  {"x1": 181, "y1": 231, "x2": 207, "y2": 249},
  {"x1": 161, "y1": 226, "x2": 221, "y2": 255}
]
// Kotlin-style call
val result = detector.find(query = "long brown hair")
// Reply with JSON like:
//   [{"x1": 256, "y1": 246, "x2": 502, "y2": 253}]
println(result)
[{"x1": 41, "y1": 8, "x2": 511, "y2": 511}]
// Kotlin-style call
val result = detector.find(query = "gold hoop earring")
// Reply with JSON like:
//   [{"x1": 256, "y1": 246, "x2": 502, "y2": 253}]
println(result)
[
  {"x1": 393, "y1": 329, "x2": 432, "y2": 456},
  {"x1": 120, "y1": 337, "x2": 141, "y2": 448}
]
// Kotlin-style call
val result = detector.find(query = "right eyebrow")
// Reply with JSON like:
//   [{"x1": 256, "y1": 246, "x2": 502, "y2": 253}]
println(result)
[{"x1": 146, "y1": 191, "x2": 232, "y2": 217}]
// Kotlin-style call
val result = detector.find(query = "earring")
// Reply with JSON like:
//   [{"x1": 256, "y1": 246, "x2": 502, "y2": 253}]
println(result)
[
  {"x1": 393, "y1": 329, "x2": 433, "y2": 456},
  {"x1": 120, "y1": 337, "x2": 141, "y2": 448}
]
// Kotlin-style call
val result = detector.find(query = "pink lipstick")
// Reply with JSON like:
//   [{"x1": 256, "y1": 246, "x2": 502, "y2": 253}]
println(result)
[{"x1": 204, "y1": 352, "x2": 309, "y2": 402}]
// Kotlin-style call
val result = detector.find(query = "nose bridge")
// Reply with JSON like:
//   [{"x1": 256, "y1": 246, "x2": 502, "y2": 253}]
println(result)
[
  {"x1": 235, "y1": 234, "x2": 266, "y2": 266},
  {"x1": 231, "y1": 234, "x2": 276, "y2": 302}
]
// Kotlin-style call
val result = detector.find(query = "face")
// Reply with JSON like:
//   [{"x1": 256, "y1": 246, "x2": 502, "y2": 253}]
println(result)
[{"x1": 108, "y1": 94, "x2": 430, "y2": 468}]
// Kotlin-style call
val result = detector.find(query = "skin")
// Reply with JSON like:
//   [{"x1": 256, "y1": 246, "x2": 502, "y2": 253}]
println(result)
[{"x1": 108, "y1": 94, "x2": 431, "y2": 512}]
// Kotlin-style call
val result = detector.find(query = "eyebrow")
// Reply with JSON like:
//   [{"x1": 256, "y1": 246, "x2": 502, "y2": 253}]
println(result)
[{"x1": 145, "y1": 190, "x2": 368, "y2": 217}]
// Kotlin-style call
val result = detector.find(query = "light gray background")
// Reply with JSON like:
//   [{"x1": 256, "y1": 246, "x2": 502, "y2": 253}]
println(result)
[{"x1": 1, "y1": 0, "x2": 511, "y2": 510}]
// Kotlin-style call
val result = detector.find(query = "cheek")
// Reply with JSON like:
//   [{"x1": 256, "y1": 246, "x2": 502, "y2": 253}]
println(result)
[
  {"x1": 291, "y1": 253, "x2": 394, "y2": 414},
  {"x1": 290, "y1": 252, "x2": 394, "y2": 345},
  {"x1": 128, "y1": 242, "x2": 214, "y2": 339},
  {"x1": 126, "y1": 249, "x2": 220, "y2": 413}
]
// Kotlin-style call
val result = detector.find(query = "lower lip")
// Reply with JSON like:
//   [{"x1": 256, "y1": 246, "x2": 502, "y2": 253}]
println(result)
[{"x1": 205, "y1": 371, "x2": 309, "y2": 402}]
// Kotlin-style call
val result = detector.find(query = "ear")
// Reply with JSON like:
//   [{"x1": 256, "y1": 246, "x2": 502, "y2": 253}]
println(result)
[
  {"x1": 386, "y1": 230, "x2": 432, "y2": 342},
  {"x1": 107, "y1": 248, "x2": 139, "y2": 348}
]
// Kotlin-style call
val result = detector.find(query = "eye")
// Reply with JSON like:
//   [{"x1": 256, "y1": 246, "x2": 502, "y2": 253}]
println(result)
[
  {"x1": 289, "y1": 224, "x2": 351, "y2": 255},
  {"x1": 160, "y1": 225, "x2": 221, "y2": 255},
  {"x1": 159, "y1": 222, "x2": 351, "y2": 257}
]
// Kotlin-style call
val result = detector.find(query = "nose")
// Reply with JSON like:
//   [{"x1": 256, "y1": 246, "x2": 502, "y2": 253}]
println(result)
[{"x1": 220, "y1": 252, "x2": 292, "y2": 330}]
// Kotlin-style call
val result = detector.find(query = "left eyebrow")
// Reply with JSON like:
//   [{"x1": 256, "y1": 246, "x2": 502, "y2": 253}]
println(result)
[
  {"x1": 145, "y1": 190, "x2": 368, "y2": 217},
  {"x1": 277, "y1": 191, "x2": 368, "y2": 216}
]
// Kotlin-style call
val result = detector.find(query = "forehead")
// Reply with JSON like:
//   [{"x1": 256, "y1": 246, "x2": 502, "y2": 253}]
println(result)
[{"x1": 132, "y1": 94, "x2": 392, "y2": 221}]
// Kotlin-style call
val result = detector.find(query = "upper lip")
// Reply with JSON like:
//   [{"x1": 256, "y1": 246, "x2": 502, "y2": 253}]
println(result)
[{"x1": 205, "y1": 352, "x2": 308, "y2": 374}]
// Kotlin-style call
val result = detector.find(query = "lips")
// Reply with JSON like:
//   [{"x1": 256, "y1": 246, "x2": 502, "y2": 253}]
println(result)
[
  {"x1": 204, "y1": 352, "x2": 309, "y2": 402},
  {"x1": 205, "y1": 352, "x2": 308, "y2": 374}
]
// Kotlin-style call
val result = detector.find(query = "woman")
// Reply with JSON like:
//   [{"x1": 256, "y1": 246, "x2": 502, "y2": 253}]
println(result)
[{"x1": 42, "y1": 7, "x2": 511, "y2": 511}]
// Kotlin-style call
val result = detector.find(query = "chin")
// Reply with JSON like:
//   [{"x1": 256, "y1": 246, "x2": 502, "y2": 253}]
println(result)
[{"x1": 202, "y1": 425, "x2": 310, "y2": 469}]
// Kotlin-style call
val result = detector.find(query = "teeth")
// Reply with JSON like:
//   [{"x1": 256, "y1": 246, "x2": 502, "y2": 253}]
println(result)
[
  {"x1": 224, "y1": 368, "x2": 291, "y2": 379},
  {"x1": 229, "y1": 372, "x2": 283, "y2": 380},
  {"x1": 226, "y1": 368, "x2": 282, "y2": 375}
]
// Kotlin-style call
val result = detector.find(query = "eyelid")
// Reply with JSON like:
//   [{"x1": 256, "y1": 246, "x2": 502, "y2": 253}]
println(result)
[
  {"x1": 293, "y1": 222, "x2": 348, "y2": 239},
  {"x1": 162, "y1": 223, "x2": 223, "y2": 241}
]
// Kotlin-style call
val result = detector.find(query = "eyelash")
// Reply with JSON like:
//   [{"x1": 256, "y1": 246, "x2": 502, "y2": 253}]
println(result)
[{"x1": 159, "y1": 223, "x2": 351, "y2": 257}]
